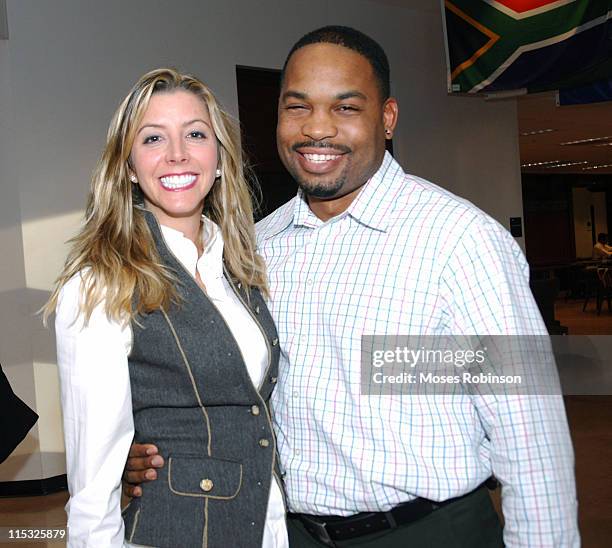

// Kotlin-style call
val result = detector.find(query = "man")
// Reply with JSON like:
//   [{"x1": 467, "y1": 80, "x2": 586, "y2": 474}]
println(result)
[
  {"x1": 593, "y1": 232, "x2": 612, "y2": 259},
  {"x1": 125, "y1": 26, "x2": 578, "y2": 546}
]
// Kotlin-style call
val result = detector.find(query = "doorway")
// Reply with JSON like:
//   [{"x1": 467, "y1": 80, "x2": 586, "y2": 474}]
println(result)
[{"x1": 236, "y1": 66, "x2": 296, "y2": 221}]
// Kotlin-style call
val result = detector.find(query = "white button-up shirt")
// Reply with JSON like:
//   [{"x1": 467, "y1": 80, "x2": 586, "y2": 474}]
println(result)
[
  {"x1": 56, "y1": 217, "x2": 288, "y2": 548},
  {"x1": 256, "y1": 152, "x2": 578, "y2": 547}
]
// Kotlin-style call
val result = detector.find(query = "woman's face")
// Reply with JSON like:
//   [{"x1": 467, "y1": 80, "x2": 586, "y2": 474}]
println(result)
[{"x1": 130, "y1": 89, "x2": 218, "y2": 231}]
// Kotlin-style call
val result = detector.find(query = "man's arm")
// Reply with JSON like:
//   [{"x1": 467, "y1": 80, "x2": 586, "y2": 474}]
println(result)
[
  {"x1": 122, "y1": 443, "x2": 165, "y2": 497},
  {"x1": 440, "y1": 214, "x2": 579, "y2": 547}
]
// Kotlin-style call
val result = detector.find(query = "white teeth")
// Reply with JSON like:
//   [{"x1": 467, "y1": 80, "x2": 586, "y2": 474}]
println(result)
[
  {"x1": 160, "y1": 174, "x2": 196, "y2": 189},
  {"x1": 303, "y1": 153, "x2": 340, "y2": 163}
]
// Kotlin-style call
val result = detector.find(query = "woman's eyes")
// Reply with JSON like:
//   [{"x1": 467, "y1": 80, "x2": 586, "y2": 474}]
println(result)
[{"x1": 142, "y1": 130, "x2": 206, "y2": 144}]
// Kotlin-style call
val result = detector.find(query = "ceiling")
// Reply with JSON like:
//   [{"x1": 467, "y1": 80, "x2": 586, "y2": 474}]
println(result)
[{"x1": 517, "y1": 92, "x2": 612, "y2": 175}]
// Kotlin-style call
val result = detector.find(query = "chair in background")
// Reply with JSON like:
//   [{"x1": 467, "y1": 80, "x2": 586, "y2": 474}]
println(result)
[
  {"x1": 530, "y1": 277, "x2": 568, "y2": 334},
  {"x1": 597, "y1": 268, "x2": 612, "y2": 315},
  {"x1": 583, "y1": 268, "x2": 612, "y2": 315}
]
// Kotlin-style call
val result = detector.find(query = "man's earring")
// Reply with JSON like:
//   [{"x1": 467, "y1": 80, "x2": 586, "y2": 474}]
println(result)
[
  {"x1": 129, "y1": 174, "x2": 138, "y2": 184},
  {"x1": 385, "y1": 129, "x2": 392, "y2": 136},
  {"x1": 215, "y1": 168, "x2": 222, "y2": 179}
]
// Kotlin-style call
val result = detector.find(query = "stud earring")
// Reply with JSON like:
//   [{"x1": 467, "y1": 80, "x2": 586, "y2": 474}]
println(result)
[
  {"x1": 215, "y1": 168, "x2": 222, "y2": 178},
  {"x1": 385, "y1": 129, "x2": 391, "y2": 136},
  {"x1": 129, "y1": 174, "x2": 138, "y2": 184}
]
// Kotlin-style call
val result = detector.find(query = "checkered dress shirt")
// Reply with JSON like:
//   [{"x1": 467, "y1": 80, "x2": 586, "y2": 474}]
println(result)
[{"x1": 256, "y1": 152, "x2": 578, "y2": 547}]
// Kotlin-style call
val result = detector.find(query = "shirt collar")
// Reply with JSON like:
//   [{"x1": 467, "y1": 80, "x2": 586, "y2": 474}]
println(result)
[
  {"x1": 292, "y1": 150, "x2": 396, "y2": 232},
  {"x1": 257, "y1": 151, "x2": 401, "y2": 240},
  {"x1": 293, "y1": 187, "x2": 323, "y2": 228},
  {"x1": 159, "y1": 215, "x2": 224, "y2": 279},
  {"x1": 344, "y1": 151, "x2": 396, "y2": 232}
]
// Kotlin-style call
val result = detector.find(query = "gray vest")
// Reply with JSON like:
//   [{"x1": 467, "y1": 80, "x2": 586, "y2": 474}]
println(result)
[{"x1": 122, "y1": 210, "x2": 281, "y2": 548}]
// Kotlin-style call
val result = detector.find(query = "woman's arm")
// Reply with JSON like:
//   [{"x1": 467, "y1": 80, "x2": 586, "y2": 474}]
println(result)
[{"x1": 55, "y1": 274, "x2": 134, "y2": 547}]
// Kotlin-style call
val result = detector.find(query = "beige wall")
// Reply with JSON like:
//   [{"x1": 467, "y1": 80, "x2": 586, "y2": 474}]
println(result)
[{"x1": 0, "y1": 0, "x2": 524, "y2": 481}]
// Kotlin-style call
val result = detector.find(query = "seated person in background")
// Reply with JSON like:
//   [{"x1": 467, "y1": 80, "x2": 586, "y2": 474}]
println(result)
[{"x1": 593, "y1": 233, "x2": 612, "y2": 259}]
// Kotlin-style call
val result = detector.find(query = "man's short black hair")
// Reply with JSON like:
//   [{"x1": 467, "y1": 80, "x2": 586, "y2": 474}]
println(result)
[
  {"x1": 281, "y1": 25, "x2": 391, "y2": 100},
  {"x1": 598, "y1": 233, "x2": 608, "y2": 244}
]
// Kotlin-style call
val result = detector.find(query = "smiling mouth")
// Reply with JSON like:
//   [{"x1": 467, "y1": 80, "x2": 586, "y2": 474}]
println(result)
[
  {"x1": 295, "y1": 150, "x2": 347, "y2": 174},
  {"x1": 159, "y1": 174, "x2": 197, "y2": 190},
  {"x1": 302, "y1": 152, "x2": 342, "y2": 163}
]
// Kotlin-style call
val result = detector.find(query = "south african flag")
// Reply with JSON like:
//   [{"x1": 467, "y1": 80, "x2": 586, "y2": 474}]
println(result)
[{"x1": 443, "y1": 0, "x2": 612, "y2": 94}]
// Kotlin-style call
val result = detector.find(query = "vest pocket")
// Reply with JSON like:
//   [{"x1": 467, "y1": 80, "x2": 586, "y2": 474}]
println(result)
[
  {"x1": 167, "y1": 454, "x2": 243, "y2": 499},
  {"x1": 122, "y1": 498, "x2": 142, "y2": 542}
]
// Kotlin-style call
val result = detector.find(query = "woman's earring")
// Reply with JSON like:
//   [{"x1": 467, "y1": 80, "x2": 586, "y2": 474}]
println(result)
[
  {"x1": 215, "y1": 168, "x2": 222, "y2": 179},
  {"x1": 129, "y1": 174, "x2": 138, "y2": 184}
]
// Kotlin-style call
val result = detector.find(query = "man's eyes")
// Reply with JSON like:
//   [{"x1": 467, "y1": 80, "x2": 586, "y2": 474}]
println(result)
[{"x1": 282, "y1": 104, "x2": 361, "y2": 113}]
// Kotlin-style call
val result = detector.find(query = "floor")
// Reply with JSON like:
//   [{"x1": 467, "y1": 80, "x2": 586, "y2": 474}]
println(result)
[
  {"x1": 556, "y1": 296, "x2": 612, "y2": 335},
  {"x1": 0, "y1": 491, "x2": 68, "y2": 547},
  {"x1": 0, "y1": 299, "x2": 610, "y2": 547},
  {"x1": 555, "y1": 297, "x2": 612, "y2": 547}
]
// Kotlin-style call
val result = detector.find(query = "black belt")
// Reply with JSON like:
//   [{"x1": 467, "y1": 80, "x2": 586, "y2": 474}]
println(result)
[{"x1": 290, "y1": 481, "x2": 494, "y2": 547}]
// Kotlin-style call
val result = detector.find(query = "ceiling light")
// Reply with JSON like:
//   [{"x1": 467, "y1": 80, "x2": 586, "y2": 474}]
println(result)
[
  {"x1": 519, "y1": 128, "x2": 556, "y2": 136},
  {"x1": 583, "y1": 164, "x2": 612, "y2": 170},
  {"x1": 560, "y1": 136, "x2": 612, "y2": 146},
  {"x1": 543, "y1": 161, "x2": 589, "y2": 169},
  {"x1": 521, "y1": 160, "x2": 563, "y2": 167}
]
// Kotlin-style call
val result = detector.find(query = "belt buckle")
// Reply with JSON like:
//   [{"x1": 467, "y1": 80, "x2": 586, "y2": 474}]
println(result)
[{"x1": 304, "y1": 518, "x2": 337, "y2": 548}]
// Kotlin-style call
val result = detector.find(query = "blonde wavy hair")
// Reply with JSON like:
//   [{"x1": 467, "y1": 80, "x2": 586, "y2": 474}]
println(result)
[{"x1": 43, "y1": 68, "x2": 267, "y2": 325}]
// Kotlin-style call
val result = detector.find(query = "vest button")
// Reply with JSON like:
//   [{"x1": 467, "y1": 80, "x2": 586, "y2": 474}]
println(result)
[
  {"x1": 255, "y1": 305, "x2": 260, "y2": 314},
  {"x1": 270, "y1": 376, "x2": 277, "y2": 384},
  {"x1": 251, "y1": 405, "x2": 260, "y2": 416},
  {"x1": 200, "y1": 478, "x2": 214, "y2": 492},
  {"x1": 258, "y1": 438, "x2": 270, "y2": 448},
  {"x1": 272, "y1": 338, "x2": 279, "y2": 346}
]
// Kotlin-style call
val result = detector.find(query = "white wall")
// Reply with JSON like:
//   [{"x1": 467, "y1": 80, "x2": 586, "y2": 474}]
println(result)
[
  {"x1": 0, "y1": 36, "x2": 44, "y2": 482},
  {"x1": 0, "y1": 0, "x2": 523, "y2": 481}
]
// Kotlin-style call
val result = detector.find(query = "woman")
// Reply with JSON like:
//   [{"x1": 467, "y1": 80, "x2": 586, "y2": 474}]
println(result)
[{"x1": 44, "y1": 68, "x2": 288, "y2": 548}]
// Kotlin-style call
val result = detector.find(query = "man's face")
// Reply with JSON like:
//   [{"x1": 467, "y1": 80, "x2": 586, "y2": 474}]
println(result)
[{"x1": 277, "y1": 43, "x2": 397, "y2": 201}]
